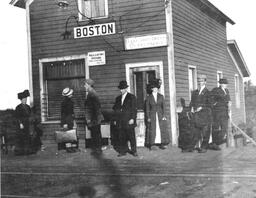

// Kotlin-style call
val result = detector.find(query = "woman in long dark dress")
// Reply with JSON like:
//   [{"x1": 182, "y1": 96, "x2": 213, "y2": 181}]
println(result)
[
  {"x1": 145, "y1": 81, "x2": 170, "y2": 150},
  {"x1": 14, "y1": 90, "x2": 32, "y2": 155}
]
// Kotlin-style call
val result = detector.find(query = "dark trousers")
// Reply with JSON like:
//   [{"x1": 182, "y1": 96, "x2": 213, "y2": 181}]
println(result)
[
  {"x1": 89, "y1": 125, "x2": 102, "y2": 150},
  {"x1": 195, "y1": 124, "x2": 211, "y2": 149},
  {"x1": 118, "y1": 127, "x2": 137, "y2": 154},
  {"x1": 212, "y1": 112, "x2": 229, "y2": 145}
]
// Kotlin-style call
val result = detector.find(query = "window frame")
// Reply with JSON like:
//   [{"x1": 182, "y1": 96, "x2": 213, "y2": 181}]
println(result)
[
  {"x1": 77, "y1": 0, "x2": 109, "y2": 21},
  {"x1": 234, "y1": 74, "x2": 241, "y2": 108},
  {"x1": 217, "y1": 71, "x2": 223, "y2": 86},
  {"x1": 39, "y1": 55, "x2": 88, "y2": 123},
  {"x1": 125, "y1": 61, "x2": 165, "y2": 96},
  {"x1": 188, "y1": 65, "x2": 197, "y2": 99}
]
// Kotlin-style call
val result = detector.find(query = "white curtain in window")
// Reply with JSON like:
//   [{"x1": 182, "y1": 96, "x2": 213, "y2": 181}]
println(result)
[{"x1": 83, "y1": 0, "x2": 105, "y2": 18}]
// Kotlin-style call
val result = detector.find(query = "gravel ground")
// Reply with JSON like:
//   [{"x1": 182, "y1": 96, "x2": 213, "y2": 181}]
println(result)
[{"x1": 1, "y1": 144, "x2": 256, "y2": 198}]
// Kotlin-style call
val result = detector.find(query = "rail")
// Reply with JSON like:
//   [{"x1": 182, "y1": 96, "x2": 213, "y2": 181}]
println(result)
[{"x1": 231, "y1": 121, "x2": 256, "y2": 147}]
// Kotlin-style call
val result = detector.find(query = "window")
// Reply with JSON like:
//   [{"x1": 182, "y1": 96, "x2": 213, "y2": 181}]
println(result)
[
  {"x1": 78, "y1": 0, "x2": 108, "y2": 20},
  {"x1": 234, "y1": 74, "x2": 240, "y2": 108},
  {"x1": 40, "y1": 58, "x2": 86, "y2": 122},
  {"x1": 188, "y1": 66, "x2": 197, "y2": 99},
  {"x1": 217, "y1": 71, "x2": 223, "y2": 86}
]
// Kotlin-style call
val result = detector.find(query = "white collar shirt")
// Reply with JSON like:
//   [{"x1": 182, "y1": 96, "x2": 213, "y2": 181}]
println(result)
[
  {"x1": 199, "y1": 85, "x2": 206, "y2": 95},
  {"x1": 121, "y1": 92, "x2": 128, "y2": 105},
  {"x1": 152, "y1": 92, "x2": 158, "y2": 103},
  {"x1": 222, "y1": 87, "x2": 227, "y2": 94}
]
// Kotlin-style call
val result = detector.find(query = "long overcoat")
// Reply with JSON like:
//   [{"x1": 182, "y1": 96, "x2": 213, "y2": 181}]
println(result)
[
  {"x1": 145, "y1": 93, "x2": 170, "y2": 145},
  {"x1": 61, "y1": 97, "x2": 74, "y2": 129},
  {"x1": 190, "y1": 87, "x2": 212, "y2": 127},
  {"x1": 211, "y1": 87, "x2": 231, "y2": 118},
  {"x1": 15, "y1": 103, "x2": 31, "y2": 134},
  {"x1": 84, "y1": 90, "x2": 104, "y2": 128},
  {"x1": 113, "y1": 93, "x2": 137, "y2": 129}
]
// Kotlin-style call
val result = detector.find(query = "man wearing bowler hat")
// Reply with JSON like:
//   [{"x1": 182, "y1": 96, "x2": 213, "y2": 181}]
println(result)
[
  {"x1": 210, "y1": 78, "x2": 231, "y2": 150},
  {"x1": 113, "y1": 80, "x2": 138, "y2": 157},
  {"x1": 189, "y1": 74, "x2": 212, "y2": 153}
]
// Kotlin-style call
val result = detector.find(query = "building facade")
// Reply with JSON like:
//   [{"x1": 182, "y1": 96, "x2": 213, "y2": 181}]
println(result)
[{"x1": 11, "y1": 0, "x2": 250, "y2": 146}]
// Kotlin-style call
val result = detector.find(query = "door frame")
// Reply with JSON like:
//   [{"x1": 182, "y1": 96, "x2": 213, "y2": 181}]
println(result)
[{"x1": 125, "y1": 61, "x2": 165, "y2": 95}]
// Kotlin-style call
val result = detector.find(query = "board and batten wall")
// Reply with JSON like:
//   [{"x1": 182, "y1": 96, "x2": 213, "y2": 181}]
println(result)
[
  {"x1": 172, "y1": 0, "x2": 246, "y2": 125},
  {"x1": 28, "y1": 0, "x2": 173, "y2": 140}
]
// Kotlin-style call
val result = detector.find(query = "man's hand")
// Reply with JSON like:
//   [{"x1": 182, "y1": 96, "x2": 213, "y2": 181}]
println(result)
[
  {"x1": 20, "y1": 123, "x2": 24, "y2": 129},
  {"x1": 128, "y1": 119, "x2": 134, "y2": 125},
  {"x1": 196, "y1": 107, "x2": 202, "y2": 112},
  {"x1": 63, "y1": 124, "x2": 68, "y2": 129},
  {"x1": 162, "y1": 117, "x2": 166, "y2": 120}
]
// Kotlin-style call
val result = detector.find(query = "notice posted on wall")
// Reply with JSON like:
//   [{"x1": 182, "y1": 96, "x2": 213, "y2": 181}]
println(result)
[{"x1": 87, "y1": 51, "x2": 106, "y2": 66}]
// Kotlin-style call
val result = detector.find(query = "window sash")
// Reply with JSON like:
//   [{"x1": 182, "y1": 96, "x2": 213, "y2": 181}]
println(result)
[{"x1": 81, "y1": 0, "x2": 106, "y2": 19}]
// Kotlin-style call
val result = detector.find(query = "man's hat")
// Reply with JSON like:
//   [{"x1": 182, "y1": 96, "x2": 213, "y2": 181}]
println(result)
[
  {"x1": 118, "y1": 80, "x2": 129, "y2": 89},
  {"x1": 219, "y1": 78, "x2": 228, "y2": 84},
  {"x1": 62, "y1": 87, "x2": 73, "y2": 96},
  {"x1": 17, "y1": 90, "x2": 30, "y2": 100},
  {"x1": 84, "y1": 78, "x2": 95, "y2": 86}
]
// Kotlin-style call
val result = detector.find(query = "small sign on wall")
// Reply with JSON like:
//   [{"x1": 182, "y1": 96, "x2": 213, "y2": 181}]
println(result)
[
  {"x1": 88, "y1": 51, "x2": 106, "y2": 66},
  {"x1": 125, "y1": 33, "x2": 168, "y2": 50}
]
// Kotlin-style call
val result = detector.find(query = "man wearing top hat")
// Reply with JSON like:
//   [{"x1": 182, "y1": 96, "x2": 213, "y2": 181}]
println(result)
[
  {"x1": 189, "y1": 74, "x2": 212, "y2": 153},
  {"x1": 15, "y1": 89, "x2": 32, "y2": 155},
  {"x1": 210, "y1": 78, "x2": 231, "y2": 149},
  {"x1": 113, "y1": 80, "x2": 138, "y2": 157}
]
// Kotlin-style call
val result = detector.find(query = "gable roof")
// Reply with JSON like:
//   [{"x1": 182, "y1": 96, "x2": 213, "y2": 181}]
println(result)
[
  {"x1": 186, "y1": 0, "x2": 235, "y2": 25},
  {"x1": 10, "y1": 0, "x2": 25, "y2": 9},
  {"x1": 227, "y1": 40, "x2": 250, "y2": 77}
]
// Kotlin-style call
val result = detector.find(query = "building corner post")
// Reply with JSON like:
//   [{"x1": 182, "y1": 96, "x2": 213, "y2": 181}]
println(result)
[
  {"x1": 25, "y1": 0, "x2": 34, "y2": 106},
  {"x1": 165, "y1": 0, "x2": 178, "y2": 146}
]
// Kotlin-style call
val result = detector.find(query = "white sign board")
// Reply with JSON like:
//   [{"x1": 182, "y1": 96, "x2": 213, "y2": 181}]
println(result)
[
  {"x1": 74, "y1": 22, "x2": 116, "y2": 39},
  {"x1": 88, "y1": 51, "x2": 105, "y2": 66},
  {"x1": 125, "y1": 33, "x2": 168, "y2": 50}
]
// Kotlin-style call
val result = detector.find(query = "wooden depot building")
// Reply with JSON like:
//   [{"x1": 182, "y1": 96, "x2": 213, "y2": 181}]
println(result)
[{"x1": 11, "y1": 0, "x2": 250, "y2": 146}]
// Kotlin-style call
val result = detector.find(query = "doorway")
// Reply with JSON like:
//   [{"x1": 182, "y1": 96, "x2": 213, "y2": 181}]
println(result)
[{"x1": 125, "y1": 61, "x2": 164, "y2": 146}]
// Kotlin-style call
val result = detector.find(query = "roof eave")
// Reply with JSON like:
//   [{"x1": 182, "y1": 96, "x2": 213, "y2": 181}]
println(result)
[
  {"x1": 187, "y1": 0, "x2": 235, "y2": 25},
  {"x1": 10, "y1": 0, "x2": 25, "y2": 9},
  {"x1": 227, "y1": 40, "x2": 250, "y2": 77}
]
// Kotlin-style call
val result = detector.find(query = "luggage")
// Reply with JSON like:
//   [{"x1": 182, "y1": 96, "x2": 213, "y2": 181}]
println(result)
[
  {"x1": 178, "y1": 107, "x2": 198, "y2": 151},
  {"x1": 55, "y1": 129, "x2": 77, "y2": 143},
  {"x1": 55, "y1": 129, "x2": 79, "y2": 151}
]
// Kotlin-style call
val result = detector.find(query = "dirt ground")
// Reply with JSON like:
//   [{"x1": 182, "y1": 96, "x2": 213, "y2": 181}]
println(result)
[{"x1": 1, "y1": 144, "x2": 256, "y2": 198}]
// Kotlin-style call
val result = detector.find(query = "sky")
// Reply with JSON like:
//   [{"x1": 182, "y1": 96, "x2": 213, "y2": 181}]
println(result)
[{"x1": 0, "y1": 0, "x2": 255, "y2": 110}]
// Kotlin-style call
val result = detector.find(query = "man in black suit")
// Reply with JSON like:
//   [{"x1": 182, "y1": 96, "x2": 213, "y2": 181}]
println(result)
[
  {"x1": 189, "y1": 74, "x2": 212, "y2": 153},
  {"x1": 210, "y1": 78, "x2": 231, "y2": 149},
  {"x1": 113, "y1": 80, "x2": 138, "y2": 157}
]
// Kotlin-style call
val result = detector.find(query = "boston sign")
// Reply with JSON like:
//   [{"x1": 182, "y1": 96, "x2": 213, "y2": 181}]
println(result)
[{"x1": 74, "y1": 22, "x2": 116, "y2": 39}]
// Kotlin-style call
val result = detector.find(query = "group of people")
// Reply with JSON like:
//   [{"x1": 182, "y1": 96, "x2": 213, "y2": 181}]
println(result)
[
  {"x1": 59, "y1": 78, "x2": 170, "y2": 157},
  {"x1": 14, "y1": 74, "x2": 231, "y2": 156},
  {"x1": 179, "y1": 75, "x2": 231, "y2": 153}
]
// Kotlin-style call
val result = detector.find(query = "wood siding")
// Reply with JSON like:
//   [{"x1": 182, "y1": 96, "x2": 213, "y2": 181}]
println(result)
[
  {"x1": 172, "y1": 0, "x2": 246, "y2": 124},
  {"x1": 28, "y1": 0, "x2": 246, "y2": 141},
  {"x1": 29, "y1": 0, "x2": 170, "y2": 137}
]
